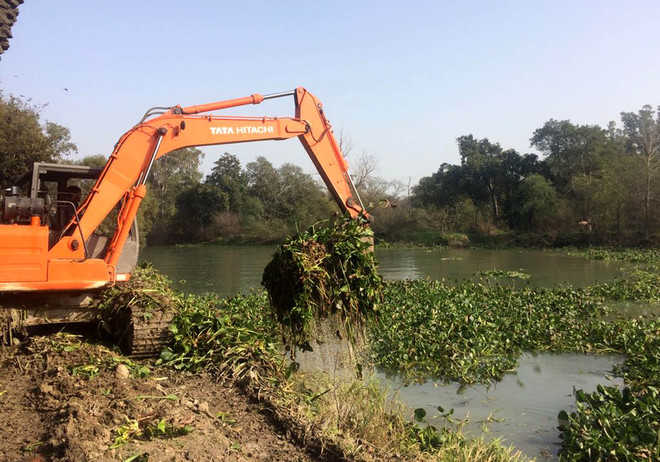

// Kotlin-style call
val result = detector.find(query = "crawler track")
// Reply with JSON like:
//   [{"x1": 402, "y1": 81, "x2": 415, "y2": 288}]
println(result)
[{"x1": 121, "y1": 304, "x2": 174, "y2": 357}]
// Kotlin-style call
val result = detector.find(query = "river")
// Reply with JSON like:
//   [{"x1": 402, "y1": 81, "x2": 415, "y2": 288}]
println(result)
[
  {"x1": 141, "y1": 245, "x2": 622, "y2": 296},
  {"x1": 140, "y1": 245, "x2": 627, "y2": 460}
]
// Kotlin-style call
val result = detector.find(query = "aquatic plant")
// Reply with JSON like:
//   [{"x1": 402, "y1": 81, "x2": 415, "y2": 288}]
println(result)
[
  {"x1": 476, "y1": 269, "x2": 531, "y2": 280},
  {"x1": 370, "y1": 273, "x2": 659, "y2": 460},
  {"x1": 158, "y1": 290, "x2": 284, "y2": 387},
  {"x1": 558, "y1": 385, "x2": 659, "y2": 461},
  {"x1": 372, "y1": 279, "x2": 658, "y2": 384},
  {"x1": 262, "y1": 217, "x2": 382, "y2": 351},
  {"x1": 569, "y1": 247, "x2": 660, "y2": 265},
  {"x1": 587, "y1": 269, "x2": 660, "y2": 303}
]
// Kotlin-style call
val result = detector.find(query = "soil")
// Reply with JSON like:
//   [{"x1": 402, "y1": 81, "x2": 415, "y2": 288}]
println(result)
[{"x1": 0, "y1": 332, "x2": 330, "y2": 462}]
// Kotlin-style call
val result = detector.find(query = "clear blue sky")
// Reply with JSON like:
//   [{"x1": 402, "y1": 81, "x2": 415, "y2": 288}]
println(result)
[{"x1": 1, "y1": 1, "x2": 659, "y2": 185}]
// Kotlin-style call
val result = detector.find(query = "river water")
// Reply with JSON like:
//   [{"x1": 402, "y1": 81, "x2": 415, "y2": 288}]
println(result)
[
  {"x1": 140, "y1": 245, "x2": 628, "y2": 460},
  {"x1": 141, "y1": 245, "x2": 622, "y2": 296}
]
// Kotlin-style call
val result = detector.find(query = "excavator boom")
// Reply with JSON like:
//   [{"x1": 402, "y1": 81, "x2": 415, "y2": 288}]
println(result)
[{"x1": 0, "y1": 87, "x2": 366, "y2": 293}]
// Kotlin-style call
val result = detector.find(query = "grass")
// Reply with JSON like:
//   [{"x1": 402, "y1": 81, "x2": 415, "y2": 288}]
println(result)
[{"x1": 281, "y1": 371, "x2": 530, "y2": 461}]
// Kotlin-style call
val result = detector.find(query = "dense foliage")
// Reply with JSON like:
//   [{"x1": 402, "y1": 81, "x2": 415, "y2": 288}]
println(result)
[
  {"x1": 411, "y1": 107, "x2": 660, "y2": 246},
  {"x1": 558, "y1": 386, "x2": 659, "y2": 461},
  {"x1": 262, "y1": 217, "x2": 382, "y2": 350},
  {"x1": 0, "y1": 93, "x2": 77, "y2": 186},
  {"x1": 146, "y1": 153, "x2": 336, "y2": 245},
  {"x1": 371, "y1": 275, "x2": 657, "y2": 384},
  {"x1": 159, "y1": 291, "x2": 284, "y2": 386}
]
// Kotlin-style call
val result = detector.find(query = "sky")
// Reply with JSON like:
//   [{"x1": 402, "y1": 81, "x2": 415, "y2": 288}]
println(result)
[{"x1": 1, "y1": 1, "x2": 659, "y2": 186}]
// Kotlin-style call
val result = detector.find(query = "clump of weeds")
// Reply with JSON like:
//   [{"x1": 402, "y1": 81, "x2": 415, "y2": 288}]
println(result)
[{"x1": 262, "y1": 217, "x2": 382, "y2": 353}]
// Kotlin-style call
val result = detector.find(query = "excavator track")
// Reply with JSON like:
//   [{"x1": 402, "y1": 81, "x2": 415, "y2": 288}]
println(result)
[
  {"x1": 117, "y1": 304, "x2": 174, "y2": 358},
  {"x1": 0, "y1": 291, "x2": 174, "y2": 358},
  {"x1": 99, "y1": 293, "x2": 175, "y2": 358}
]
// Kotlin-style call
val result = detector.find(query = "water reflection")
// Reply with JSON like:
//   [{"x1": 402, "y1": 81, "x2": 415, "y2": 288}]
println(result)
[
  {"x1": 141, "y1": 245, "x2": 275, "y2": 295},
  {"x1": 141, "y1": 245, "x2": 623, "y2": 296},
  {"x1": 376, "y1": 247, "x2": 621, "y2": 288}
]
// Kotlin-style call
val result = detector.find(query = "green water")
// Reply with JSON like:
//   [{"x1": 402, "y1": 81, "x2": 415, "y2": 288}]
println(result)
[{"x1": 141, "y1": 245, "x2": 622, "y2": 296}]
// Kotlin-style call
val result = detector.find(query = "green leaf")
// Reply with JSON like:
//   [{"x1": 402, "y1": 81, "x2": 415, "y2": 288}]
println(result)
[{"x1": 414, "y1": 408, "x2": 427, "y2": 422}]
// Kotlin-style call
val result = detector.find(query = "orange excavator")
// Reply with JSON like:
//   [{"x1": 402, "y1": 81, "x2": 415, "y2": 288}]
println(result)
[{"x1": 0, "y1": 87, "x2": 367, "y2": 354}]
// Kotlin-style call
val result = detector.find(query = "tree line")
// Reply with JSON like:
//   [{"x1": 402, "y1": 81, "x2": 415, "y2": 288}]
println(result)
[
  {"x1": 1, "y1": 91, "x2": 658, "y2": 247},
  {"x1": 410, "y1": 108, "x2": 660, "y2": 246}
]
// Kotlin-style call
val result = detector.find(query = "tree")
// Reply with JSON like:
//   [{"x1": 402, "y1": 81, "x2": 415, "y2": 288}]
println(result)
[
  {"x1": 531, "y1": 120, "x2": 619, "y2": 222},
  {"x1": 530, "y1": 120, "x2": 614, "y2": 189},
  {"x1": 0, "y1": 94, "x2": 77, "y2": 186},
  {"x1": 143, "y1": 147, "x2": 203, "y2": 240},
  {"x1": 514, "y1": 174, "x2": 558, "y2": 230},
  {"x1": 245, "y1": 156, "x2": 280, "y2": 217},
  {"x1": 620, "y1": 105, "x2": 660, "y2": 239},
  {"x1": 206, "y1": 153, "x2": 247, "y2": 212},
  {"x1": 590, "y1": 155, "x2": 640, "y2": 241},
  {"x1": 277, "y1": 163, "x2": 334, "y2": 224},
  {"x1": 457, "y1": 135, "x2": 512, "y2": 220},
  {"x1": 172, "y1": 184, "x2": 228, "y2": 241},
  {"x1": 78, "y1": 154, "x2": 107, "y2": 168}
]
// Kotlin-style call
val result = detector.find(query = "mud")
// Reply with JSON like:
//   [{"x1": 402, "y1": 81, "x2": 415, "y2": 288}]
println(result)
[{"x1": 0, "y1": 333, "x2": 323, "y2": 462}]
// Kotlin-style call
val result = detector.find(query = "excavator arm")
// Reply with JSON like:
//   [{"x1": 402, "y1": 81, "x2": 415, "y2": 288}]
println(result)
[{"x1": 0, "y1": 87, "x2": 366, "y2": 292}]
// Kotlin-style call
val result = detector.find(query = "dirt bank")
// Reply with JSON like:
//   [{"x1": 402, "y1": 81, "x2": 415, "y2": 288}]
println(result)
[{"x1": 0, "y1": 333, "x2": 325, "y2": 462}]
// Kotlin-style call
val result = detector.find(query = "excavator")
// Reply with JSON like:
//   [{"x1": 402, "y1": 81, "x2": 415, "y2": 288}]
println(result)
[{"x1": 0, "y1": 87, "x2": 368, "y2": 355}]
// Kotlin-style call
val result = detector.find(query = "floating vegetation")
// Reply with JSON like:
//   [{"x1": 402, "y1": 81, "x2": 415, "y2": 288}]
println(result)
[
  {"x1": 588, "y1": 269, "x2": 660, "y2": 303},
  {"x1": 369, "y1": 261, "x2": 659, "y2": 460},
  {"x1": 371, "y1": 279, "x2": 658, "y2": 385},
  {"x1": 476, "y1": 269, "x2": 531, "y2": 280},
  {"x1": 569, "y1": 247, "x2": 660, "y2": 265},
  {"x1": 262, "y1": 217, "x2": 382, "y2": 351},
  {"x1": 558, "y1": 385, "x2": 659, "y2": 461}
]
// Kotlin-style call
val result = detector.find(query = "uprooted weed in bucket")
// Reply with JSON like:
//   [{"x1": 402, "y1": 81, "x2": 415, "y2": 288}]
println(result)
[{"x1": 261, "y1": 217, "x2": 383, "y2": 353}]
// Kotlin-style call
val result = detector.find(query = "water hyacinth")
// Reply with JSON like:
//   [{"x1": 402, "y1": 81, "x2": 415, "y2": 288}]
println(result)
[
  {"x1": 372, "y1": 279, "x2": 658, "y2": 385},
  {"x1": 262, "y1": 217, "x2": 383, "y2": 351},
  {"x1": 159, "y1": 291, "x2": 284, "y2": 386},
  {"x1": 558, "y1": 385, "x2": 660, "y2": 461}
]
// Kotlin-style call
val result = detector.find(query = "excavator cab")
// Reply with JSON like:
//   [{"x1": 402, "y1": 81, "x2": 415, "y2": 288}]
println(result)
[{"x1": 2, "y1": 162, "x2": 139, "y2": 274}]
